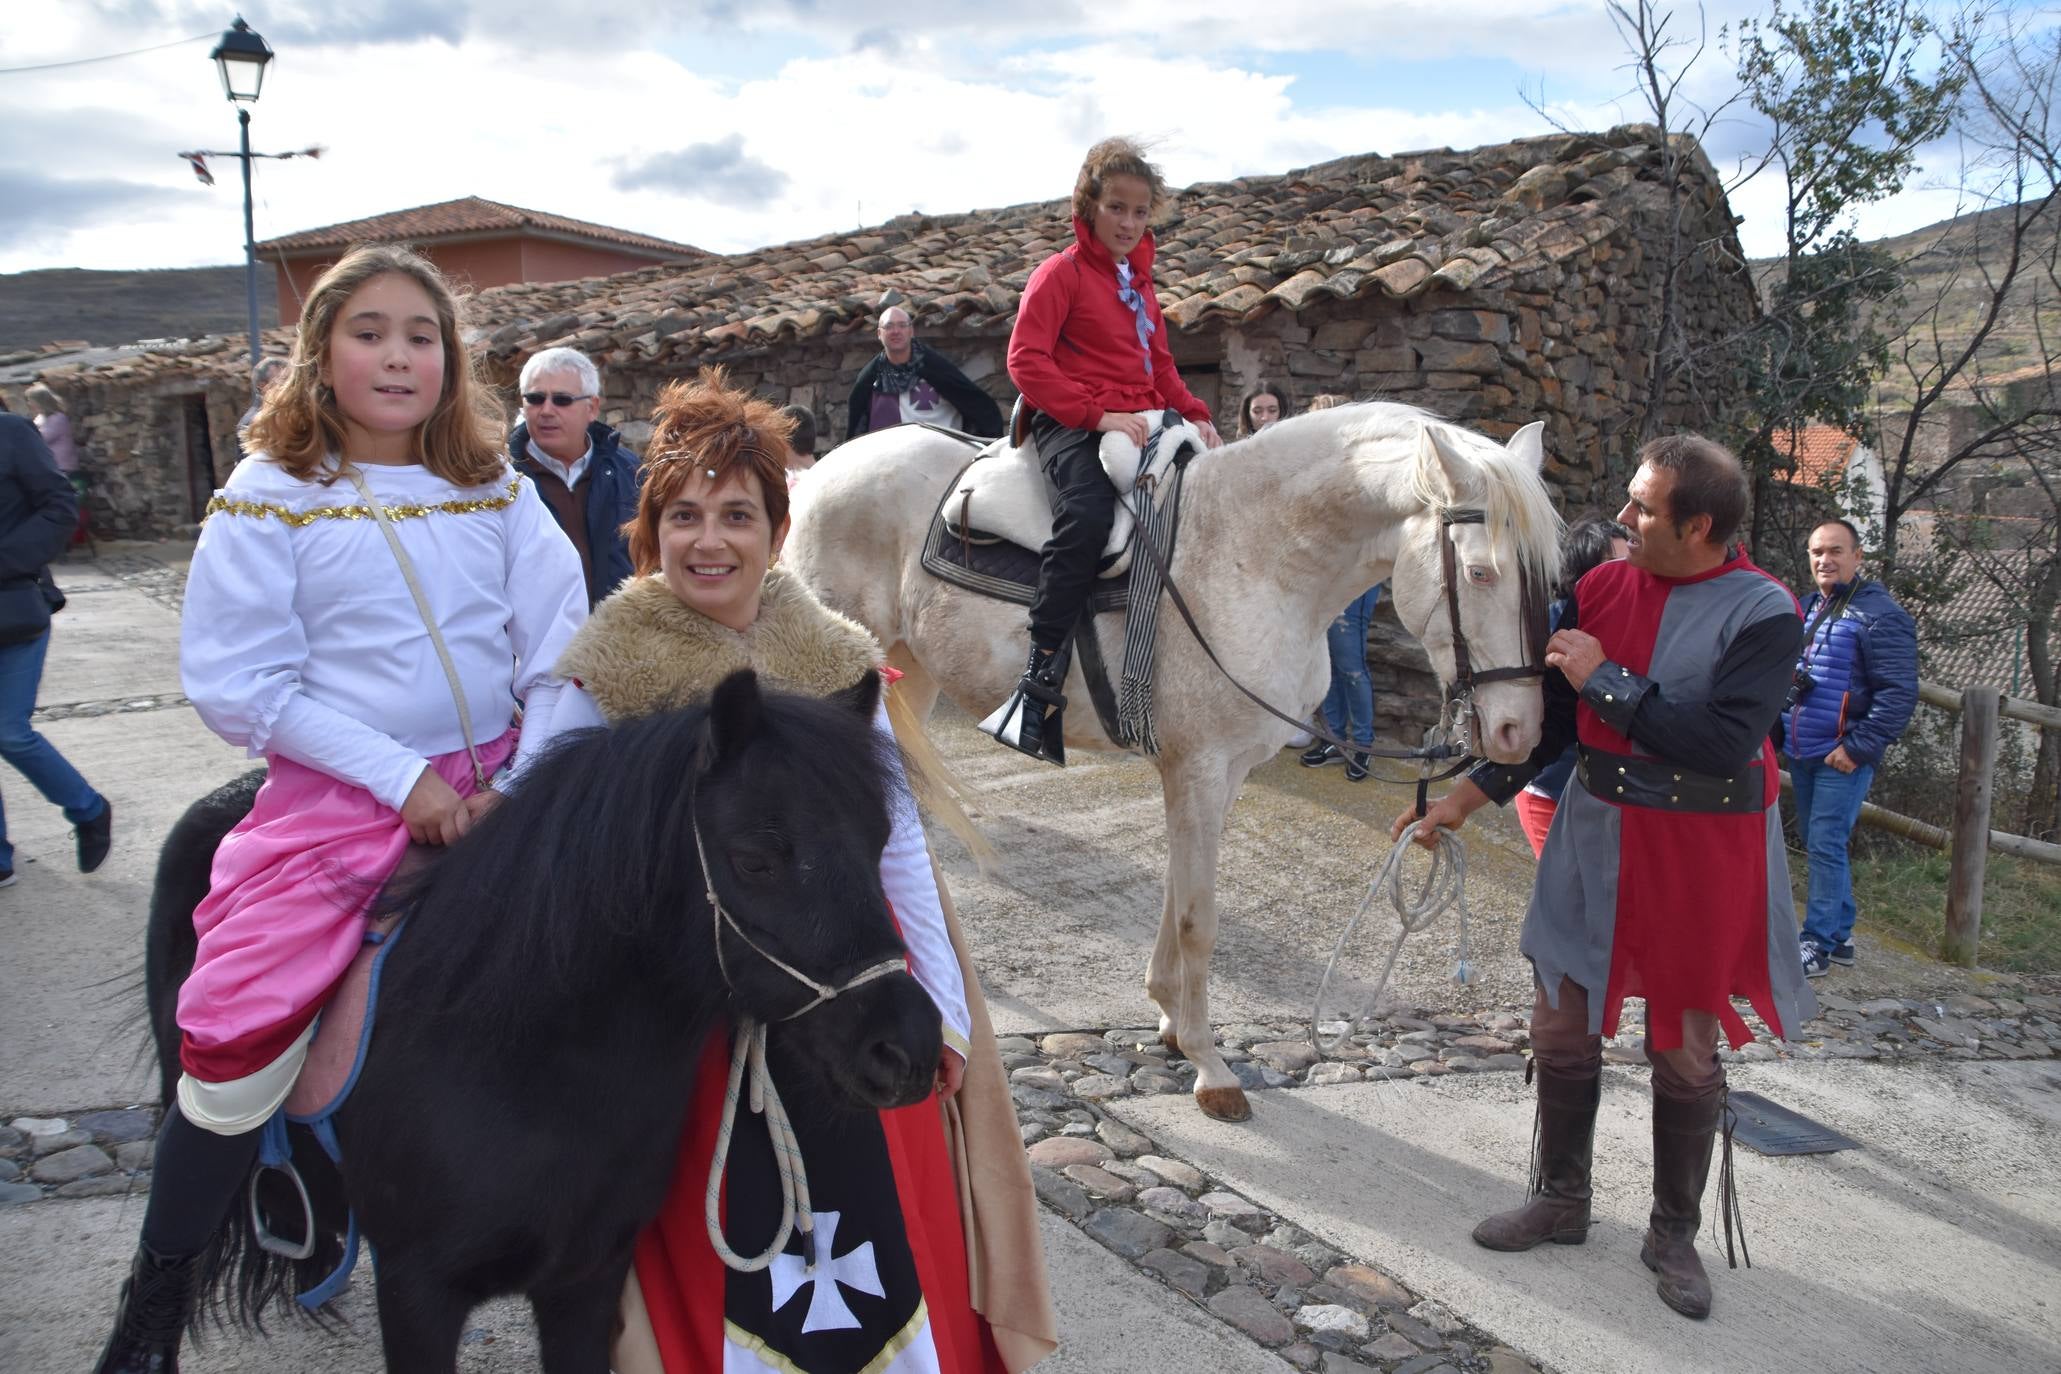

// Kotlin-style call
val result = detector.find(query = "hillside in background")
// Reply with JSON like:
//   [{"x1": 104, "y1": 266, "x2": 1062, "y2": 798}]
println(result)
[
  {"x1": 1749, "y1": 198, "x2": 2055, "y2": 409},
  {"x1": 0, "y1": 266, "x2": 279, "y2": 355}
]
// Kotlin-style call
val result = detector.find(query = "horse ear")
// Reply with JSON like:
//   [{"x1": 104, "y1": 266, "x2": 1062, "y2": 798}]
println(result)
[
  {"x1": 829, "y1": 669, "x2": 882, "y2": 722},
  {"x1": 1417, "y1": 425, "x2": 1462, "y2": 503},
  {"x1": 705, "y1": 669, "x2": 764, "y2": 764},
  {"x1": 1505, "y1": 421, "x2": 1546, "y2": 473}
]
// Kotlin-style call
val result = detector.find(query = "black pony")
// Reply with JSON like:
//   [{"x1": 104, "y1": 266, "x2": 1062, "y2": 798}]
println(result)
[{"x1": 136, "y1": 669, "x2": 943, "y2": 1372}]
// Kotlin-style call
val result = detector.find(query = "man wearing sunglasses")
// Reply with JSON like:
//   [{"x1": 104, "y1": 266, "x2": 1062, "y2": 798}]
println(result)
[{"x1": 509, "y1": 346, "x2": 643, "y2": 608}]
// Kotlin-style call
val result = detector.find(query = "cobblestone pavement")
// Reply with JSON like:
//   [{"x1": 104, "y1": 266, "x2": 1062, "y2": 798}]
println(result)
[{"x1": 14, "y1": 987, "x2": 2057, "y2": 1373}]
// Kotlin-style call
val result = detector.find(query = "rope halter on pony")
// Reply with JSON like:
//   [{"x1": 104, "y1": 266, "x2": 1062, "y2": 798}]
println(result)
[{"x1": 689, "y1": 792, "x2": 908, "y2": 1276}]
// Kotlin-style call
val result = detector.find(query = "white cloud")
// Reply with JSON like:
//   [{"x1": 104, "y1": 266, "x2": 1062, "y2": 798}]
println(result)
[{"x1": 0, "y1": 0, "x2": 1986, "y2": 276}]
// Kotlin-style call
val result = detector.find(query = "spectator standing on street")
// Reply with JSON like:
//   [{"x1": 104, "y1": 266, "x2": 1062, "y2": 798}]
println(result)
[
  {"x1": 1785, "y1": 518, "x2": 1917, "y2": 977},
  {"x1": 1294, "y1": 393, "x2": 1385, "y2": 774},
  {"x1": 845, "y1": 306, "x2": 1004, "y2": 440},
  {"x1": 510, "y1": 346, "x2": 643, "y2": 609},
  {"x1": 0, "y1": 412, "x2": 113, "y2": 887},
  {"x1": 1512, "y1": 516, "x2": 1632, "y2": 854},
  {"x1": 24, "y1": 385, "x2": 77, "y2": 481}
]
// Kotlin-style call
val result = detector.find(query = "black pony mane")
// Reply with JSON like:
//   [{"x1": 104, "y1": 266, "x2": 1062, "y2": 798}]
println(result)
[{"x1": 381, "y1": 683, "x2": 898, "y2": 1030}]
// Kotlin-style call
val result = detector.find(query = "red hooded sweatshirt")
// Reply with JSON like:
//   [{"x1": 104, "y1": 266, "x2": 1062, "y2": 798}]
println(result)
[{"x1": 1007, "y1": 216, "x2": 1212, "y2": 433}]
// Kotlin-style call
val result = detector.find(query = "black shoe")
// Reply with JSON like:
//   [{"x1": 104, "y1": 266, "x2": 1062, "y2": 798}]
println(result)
[
  {"x1": 77, "y1": 800, "x2": 113, "y2": 873},
  {"x1": 978, "y1": 646, "x2": 1069, "y2": 766},
  {"x1": 92, "y1": 1244, "x2": 199, "y2": 1373},
  {"x1": 0, "y1": 868, "x2": 15, "y2": 889},
  {"x1": 1300, "y1": 743, "x2": 1340, "y2": 768},
  {"x1": 1800, "y1": 940, "x2": 1831, "y2": 978},
  {"x1": 1827, "y1": 940, "x2": 1856, "y2": 966},
  {"x1": 1344, "y1": 752, "x2": 1371, "y2": 782}
]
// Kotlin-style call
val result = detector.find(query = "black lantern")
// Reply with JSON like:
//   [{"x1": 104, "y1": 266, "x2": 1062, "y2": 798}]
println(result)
[{"x1": 210, "y1": 16, "x2": 272, "y2": 104}]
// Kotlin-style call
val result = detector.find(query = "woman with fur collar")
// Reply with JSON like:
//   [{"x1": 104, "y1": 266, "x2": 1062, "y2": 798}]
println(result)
[{"x1": 509, "y1": 370, "x2": 1055, "y2": 1374}]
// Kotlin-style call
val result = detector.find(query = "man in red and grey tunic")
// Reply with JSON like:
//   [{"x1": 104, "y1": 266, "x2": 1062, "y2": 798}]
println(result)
[{"x1": 1395, "y1": 433, "x2": 1814, "y2": 1320}]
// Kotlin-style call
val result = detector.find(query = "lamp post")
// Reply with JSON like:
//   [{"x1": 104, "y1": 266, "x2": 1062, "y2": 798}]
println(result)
[{"x1": 210, "y1": 17, "x2": 273, "y2": 399}]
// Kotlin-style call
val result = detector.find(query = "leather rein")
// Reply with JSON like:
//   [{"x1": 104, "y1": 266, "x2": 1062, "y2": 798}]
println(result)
[{"x1": 1120, "y1": 451, "x2": 1548, "y2": 784}]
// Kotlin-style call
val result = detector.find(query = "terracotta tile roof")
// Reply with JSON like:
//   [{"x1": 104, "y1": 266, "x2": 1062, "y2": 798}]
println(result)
[
  {"x1": 43, "y1": 124, "x2": 1727, "y2": 387},
  {"x1": 1771, "y1": 424, "x2": 1861, "y2": 485},
  {"x1": 457, "y1": 123, "x2": 1720, "y2": 369},
  {"x1": 256, "y1": 196, "x2": 706, "y2": 260}
]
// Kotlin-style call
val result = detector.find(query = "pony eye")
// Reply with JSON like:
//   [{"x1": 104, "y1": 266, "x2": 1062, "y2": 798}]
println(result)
[
  {"x1": 1467, "y1": 566, "x2": 1495, "y2": 585},
  {"x1": 732, "y1": 852, "x2": 774, "y2": 879}
]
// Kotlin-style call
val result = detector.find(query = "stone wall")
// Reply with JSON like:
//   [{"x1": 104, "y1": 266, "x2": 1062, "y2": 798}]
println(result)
[{"x1": 32, "y1": 369, "x2": 248, "y2": 540}]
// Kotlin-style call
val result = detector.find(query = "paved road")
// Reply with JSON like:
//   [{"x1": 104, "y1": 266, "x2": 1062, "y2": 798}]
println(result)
[{"x1": 6, "y1": 544, "x2": 2057, "y2": 1374}]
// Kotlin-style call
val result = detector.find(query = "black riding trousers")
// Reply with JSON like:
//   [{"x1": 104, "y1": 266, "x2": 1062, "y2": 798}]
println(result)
[{"x1": 1027, "y1": 415, "x2": 1117, "y2": 653}]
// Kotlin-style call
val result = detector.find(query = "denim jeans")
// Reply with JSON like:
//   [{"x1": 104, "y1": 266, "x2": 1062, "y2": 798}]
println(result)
[
  {"x1": 1320, "y1": 585, "x2": 1383, "y2": 749},
  {"x1": 0, "y1": 630, "x2": 105, "y2": 871},
  {"x1": 1791, "y1": 753, "x2": 1875, "y2": 950}
]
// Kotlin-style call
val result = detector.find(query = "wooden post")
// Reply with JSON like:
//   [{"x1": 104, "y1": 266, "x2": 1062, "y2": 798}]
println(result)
[{"x1": 1944, "y1": 687, "x2": 2002, "y2": 966}]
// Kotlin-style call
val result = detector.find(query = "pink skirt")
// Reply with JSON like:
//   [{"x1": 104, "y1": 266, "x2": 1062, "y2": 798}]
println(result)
[{"x1": 177, "y1": 729, "x2": 518, "y2": 1083}]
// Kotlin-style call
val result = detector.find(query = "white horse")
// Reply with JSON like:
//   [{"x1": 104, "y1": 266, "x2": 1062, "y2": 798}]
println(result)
[{"x1": 785, "y1": 403, "x2": 1562, "y2": 1121}]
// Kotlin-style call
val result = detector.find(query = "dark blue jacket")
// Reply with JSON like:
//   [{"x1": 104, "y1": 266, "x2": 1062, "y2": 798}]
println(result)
[
  {"x1": 510, "y1": 419, "x2": 642, "y2": 609},
  {"x1": 0, "y1": 415, "x2": 76, "y2": 644},
  {"x1": 1527, "y1": 595, "x2": 1580, "y2": 796},
  {"x1": 1786, "y1": 578, "x2": 1917, "y2": 766}
]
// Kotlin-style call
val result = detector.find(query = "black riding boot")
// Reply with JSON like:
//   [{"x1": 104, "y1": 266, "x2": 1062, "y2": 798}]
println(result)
[
  {"x1": 92, "y1": 1245, "x2": 205, "y2": 1374},
  {"x1": 94, "y1": 1109, "x2": 261, "y2": 1372},
  {"x1": 979, "y1": 641, "x2": 1072, "y2": 765}
]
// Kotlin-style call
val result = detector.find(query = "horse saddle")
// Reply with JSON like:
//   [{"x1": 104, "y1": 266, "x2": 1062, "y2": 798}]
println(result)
[
  {"x1": 940, "y1": 409, "x2": 1205, "y2": 578},
  {"x1": 282, "y1": 840, "x2": 438, "y2": 1123}
]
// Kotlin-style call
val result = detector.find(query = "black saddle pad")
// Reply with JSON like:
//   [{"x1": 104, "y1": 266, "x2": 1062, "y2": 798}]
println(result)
[{"x1": 920, "y1": 507, "x2": 1130, "y2": 612}]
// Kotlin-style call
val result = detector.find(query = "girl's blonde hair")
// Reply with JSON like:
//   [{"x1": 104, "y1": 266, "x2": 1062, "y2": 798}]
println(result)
[
  {"x1": 1072, "y1": 137, "x2": 1168, "y2": 222},
  {"x1": 246, "y1": 244, "x2": 504, "y2": 487}
]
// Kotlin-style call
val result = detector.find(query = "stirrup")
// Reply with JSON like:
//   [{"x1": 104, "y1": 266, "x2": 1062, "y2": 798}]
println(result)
[
  {"x1": 980, "y1": 642, "x2": 1070, "y2": 766},
  {"x1": 979, "y1": 687, "x2": 1067, "y2": 766}
]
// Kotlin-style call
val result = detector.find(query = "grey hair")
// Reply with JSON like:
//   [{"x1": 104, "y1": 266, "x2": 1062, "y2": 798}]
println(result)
[
  {"x1": 877, "y1": 306, "x2": 912, "y2": 329},
  {"x1": 520, "y1": 347, "x2": 601, "y2": 397},
  {"x1": 253, "y1": 357, "x2": 290, "y2": 387},
  {"x1": 24, "y1": 383, "x2": 63, "y2": 414}
]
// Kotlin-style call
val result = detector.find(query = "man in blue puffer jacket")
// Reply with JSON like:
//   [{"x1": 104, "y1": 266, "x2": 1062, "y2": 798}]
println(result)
[{"x1": 1785, "y1": 518, "x2": 1918, "y2": 976}]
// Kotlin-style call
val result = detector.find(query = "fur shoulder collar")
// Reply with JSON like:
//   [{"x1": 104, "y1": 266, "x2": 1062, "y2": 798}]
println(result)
[{"x1": 555, "y1": 568, "x2": 881, "y2": 723}]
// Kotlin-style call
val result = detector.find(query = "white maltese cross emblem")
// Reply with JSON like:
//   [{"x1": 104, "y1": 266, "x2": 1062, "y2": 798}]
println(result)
[{"x1": 768, "y1": 1209, "x2": 885, "y2": 1333}]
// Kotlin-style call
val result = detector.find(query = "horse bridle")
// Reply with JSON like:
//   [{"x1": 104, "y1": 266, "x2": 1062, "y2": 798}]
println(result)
[
  {"x1": 688, "y1": 796, "x2": 905, "y2": 1021},
  {"x1": 1436, "y1": 509, "x2": 1551, "y2": 707},
  {"x1": 1124, "y1": 478, "x2": 1548, "y2": 773}
]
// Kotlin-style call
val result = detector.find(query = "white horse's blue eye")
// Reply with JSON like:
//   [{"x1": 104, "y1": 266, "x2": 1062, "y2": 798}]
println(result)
[{"x1": 1467, "y1": 566, "x2": 1494, "y2": 584}]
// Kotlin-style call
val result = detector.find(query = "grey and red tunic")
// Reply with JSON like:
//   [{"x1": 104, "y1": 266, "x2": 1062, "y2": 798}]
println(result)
[{"x1": 1472, "y1": 552, "x2": 1816, "y2": 1050}]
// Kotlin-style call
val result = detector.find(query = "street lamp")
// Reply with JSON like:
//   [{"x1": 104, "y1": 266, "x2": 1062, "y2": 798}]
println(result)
[{"x1": 210, "y1": 17, "x2": 274, "y2": 397}]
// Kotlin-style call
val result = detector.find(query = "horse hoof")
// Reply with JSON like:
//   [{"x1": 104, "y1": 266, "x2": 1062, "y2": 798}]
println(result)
[{"x1": 1196, "y1": 1086, "x2": 1252, "y2": 1122}]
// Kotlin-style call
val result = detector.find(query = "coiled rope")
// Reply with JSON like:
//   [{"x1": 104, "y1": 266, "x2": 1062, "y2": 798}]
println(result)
[
  {"x1": 704, "y1": 1020, "x2": 818, "y2": 1274},
  {"x1": 1311, "y1": 825, "x2": 1476, "y2": 1056}
]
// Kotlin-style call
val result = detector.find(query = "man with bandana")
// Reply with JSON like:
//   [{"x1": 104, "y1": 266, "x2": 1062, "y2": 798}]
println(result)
[{"x1": 844, "y1": 306, "x2": 1003, "y2": 441}]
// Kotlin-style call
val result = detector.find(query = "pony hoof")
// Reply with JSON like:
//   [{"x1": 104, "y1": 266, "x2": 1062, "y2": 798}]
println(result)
[
  {"x1": 1157, "y1": 1016, "x2": 1182, "y2": 1059},
  {"x1": 1196, "y1": 1086, "x2": 1252, "y2": 1122}
]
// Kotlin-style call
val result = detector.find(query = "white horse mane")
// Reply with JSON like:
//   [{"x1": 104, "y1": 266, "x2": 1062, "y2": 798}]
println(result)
[{"x1": 1281, "y1": 401, "x2": 1564, "y2": 588}]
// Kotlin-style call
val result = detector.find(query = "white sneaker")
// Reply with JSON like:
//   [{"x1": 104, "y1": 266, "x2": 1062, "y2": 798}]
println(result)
[{"x1": 1285, "y1": 729, "x2": 1315, "y2": 750}]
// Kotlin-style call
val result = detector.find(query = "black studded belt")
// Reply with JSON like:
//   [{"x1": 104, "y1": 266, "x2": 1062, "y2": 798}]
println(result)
[{"x1": 1576, "y1": 745, "x2": 1762, "y2": 814}]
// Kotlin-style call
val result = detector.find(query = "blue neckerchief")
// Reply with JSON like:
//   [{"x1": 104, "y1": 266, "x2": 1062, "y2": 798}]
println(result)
[{"x1": 1115, "y1": 259, "x2": 1155, "y2": 376}]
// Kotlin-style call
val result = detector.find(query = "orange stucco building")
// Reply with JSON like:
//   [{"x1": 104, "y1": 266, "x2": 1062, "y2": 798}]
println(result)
[{"x1": 256, "y1": 196, "x2": 705, "y2": 324}]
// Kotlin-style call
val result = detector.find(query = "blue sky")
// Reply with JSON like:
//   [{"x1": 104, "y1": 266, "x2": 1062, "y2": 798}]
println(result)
[{"x1": 0, "y1": 1, "x2": 2040, "y2": 274}]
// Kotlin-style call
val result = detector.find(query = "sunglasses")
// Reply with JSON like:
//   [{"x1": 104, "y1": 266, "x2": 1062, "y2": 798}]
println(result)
[{"x1": 522, "y1": 391, "x2": 593, "y2": 408}]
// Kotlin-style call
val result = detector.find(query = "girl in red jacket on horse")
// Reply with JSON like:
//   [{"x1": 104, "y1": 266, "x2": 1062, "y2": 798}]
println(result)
[{"x1": 982, "y1": 137, "x2": 1221, "y2": 762}]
